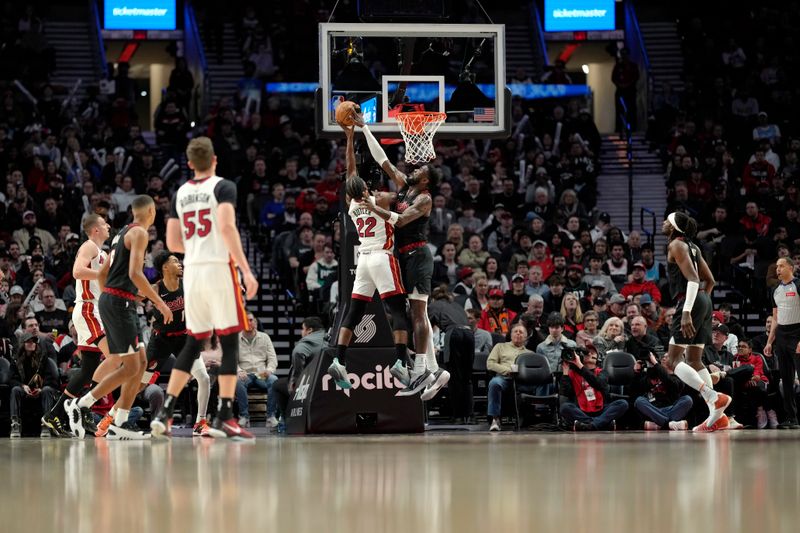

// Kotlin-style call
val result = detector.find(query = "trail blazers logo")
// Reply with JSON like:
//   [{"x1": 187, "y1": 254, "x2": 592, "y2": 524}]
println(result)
[{"x1": 354, "y1": 314, "x2": 377, "y2": 344}]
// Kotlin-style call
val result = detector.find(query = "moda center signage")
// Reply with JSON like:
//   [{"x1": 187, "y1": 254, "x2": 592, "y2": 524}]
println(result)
[{"x1": 286, "y1": 198, "x2": 424, "y2": 433}]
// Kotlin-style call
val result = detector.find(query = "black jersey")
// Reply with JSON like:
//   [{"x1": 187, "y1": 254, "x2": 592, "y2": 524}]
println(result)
[
  {"x1": 152, "y1": 280, "x2": 185, "y2": 335},
  {"x1": 667, "y1": 236, "x2": 701, "y2": 298},
  {"x1": 395, "y1": 186, "x2": 430, "y2": 249},
  {"x1": 105, "y1": 224, "x2": 139, "y2": 296}
]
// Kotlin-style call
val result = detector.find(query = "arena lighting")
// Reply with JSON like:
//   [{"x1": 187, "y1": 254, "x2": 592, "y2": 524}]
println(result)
[
  {"x1": 140, "y1": 90, "x2": 148, "y2": 97},
  {"x1": 581, "y1": 64, "x2": 589, "y2": 74}
]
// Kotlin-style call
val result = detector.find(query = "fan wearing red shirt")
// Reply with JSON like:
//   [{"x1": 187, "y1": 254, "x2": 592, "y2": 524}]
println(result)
[
  {"x1": 477, "y1": 289, "x2": 517, "y2": 335},
  {"x1": 621, "y1": 262, "x2": 662, "y2": 303},
  {"x1": 739, "y1": 201, "x2": 772, "y2": 237}
]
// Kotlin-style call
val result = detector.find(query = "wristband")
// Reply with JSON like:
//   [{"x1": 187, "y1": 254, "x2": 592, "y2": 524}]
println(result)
[
  {"x1": 388, "y1": 212, "x2": 399, "y2": 225},
  {"x1": 683, "y1": 280, "x2": 699, "y2": 312}
]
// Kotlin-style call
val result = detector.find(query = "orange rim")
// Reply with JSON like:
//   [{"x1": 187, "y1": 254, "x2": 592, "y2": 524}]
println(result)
[{"x1": 397, "y1": 111, "x2": 447, "y2": 134}]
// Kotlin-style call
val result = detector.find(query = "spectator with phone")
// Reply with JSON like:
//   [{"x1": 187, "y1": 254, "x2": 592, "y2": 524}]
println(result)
[{"x1": 8, "y1": 332, "x2": 60, "y2": 438}]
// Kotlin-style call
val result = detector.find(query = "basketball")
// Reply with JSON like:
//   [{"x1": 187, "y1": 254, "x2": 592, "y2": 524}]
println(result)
[
  {"x1": 345, "y1": 175, "x2": 367, "y2": 200},
  {"x1": 336, "y1": 101, "x2": 361, "y2": 127}
]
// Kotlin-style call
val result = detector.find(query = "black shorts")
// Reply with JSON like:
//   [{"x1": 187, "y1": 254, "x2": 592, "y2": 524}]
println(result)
[
  {"x1": 399, "y1": 245, "x2": 433, "y2": 296},
  {"x1": 670, "y1": 292, "x2": 713, "y2": 346},
  {"x1": 98, "y1": 292, "x2": 140, "y2": 355},
  {"x1": 146, "y1": 333, "x2": 186, "y2": 367}
]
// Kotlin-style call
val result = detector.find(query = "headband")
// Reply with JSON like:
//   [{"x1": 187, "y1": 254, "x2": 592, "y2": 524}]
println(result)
[{"x1": 667, "y1": 212, "x2": 684, "y2": 234}]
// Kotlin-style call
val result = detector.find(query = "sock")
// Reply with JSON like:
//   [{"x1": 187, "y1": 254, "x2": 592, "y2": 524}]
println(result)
[
  {"x1": 413, "y1": 353, "x2": 427, "y2": 373},
  {"x1": 190, "y1": 358, "x2": 210, "y2": 420},
  {"x1": 218, "y1": 398, "x2": 234, "y2": 421},
  {"x1": 336, "y1": 344, "x2": 347, "y2": 365},
  {"x1": 424, "y1": 314, "x2": 439, "y2": 372},
  {"x1": 77, "y1": 391, "x2": 98, "y2": 409},
  {"x1": 674, "y1": 362, "x2": 717, "y2": 402},
  {"x1": 394, "y1": 343, "x2": 409, "y2": 366},
  {"x1": 114, "y1": 409, "x2": 129, "y2": 426},
  {"x1": 162, "y1": 394, "x2": 178, "y2": 418},
  {"x1": 108, "y1": 406, "x2": 118, "y2": 418},
  {"x1": 697, "y1": 368, "x2": 714, "y2": 388}
]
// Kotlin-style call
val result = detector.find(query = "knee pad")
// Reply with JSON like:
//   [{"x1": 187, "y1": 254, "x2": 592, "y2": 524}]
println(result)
[
  {"x1": 174, "y1": 336, "x2": 203, "y2": 374},
  {"x1": 218, "y1": 333, "x2": 239, "y2": 375},
  {"x1": 341, "y1": 298, "x2": 369, "y2": 330},
  {"x1": 384, "y1": 295, "x2": 409, "y2": 332}
]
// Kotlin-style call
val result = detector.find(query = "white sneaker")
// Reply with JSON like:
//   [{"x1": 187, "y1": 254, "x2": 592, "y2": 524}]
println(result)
[
  {"x1": 396, "y1": 368, "x2": 434, "y2": 396},
  {"x1": 266, "y1": 416, "x2": 279, "y2": 428},
  {"x1": 489, "y1": 419, "x2": 501, "y2": 432},
  {"x1": 643, "y1": 421, "x2": 661, "y2": 431},
  {"x1": 64, "y1": 398, "x2": 85, "y2": 439},
  {"x1": 767, "y1": 409, "x2": 779, "y2": 429},
  {"x1": 668, "y1": 420, "x2": 688, "y2": 431},
  {"x1": 238, "y1": 416, "x2": 250, "y2": 428},
  {"x1": 726, "y1": 416, "x2": 744, "y2": 430},
  {"x1": 420, "y1": 368, "x2": 451, "y2": 401},
  {"x1": 756, "y1": 406, "x2": 768, "y2": 429}
]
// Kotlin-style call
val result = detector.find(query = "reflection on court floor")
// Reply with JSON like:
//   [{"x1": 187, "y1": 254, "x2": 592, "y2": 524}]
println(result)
[{"x1": 0, "y1": 432, "x2": 798, "y2": 533}]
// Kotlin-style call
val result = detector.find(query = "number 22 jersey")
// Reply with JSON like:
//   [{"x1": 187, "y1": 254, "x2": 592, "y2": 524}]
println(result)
[{"x1": 348, "y1": 196, "x2": 395, "y2": 253}]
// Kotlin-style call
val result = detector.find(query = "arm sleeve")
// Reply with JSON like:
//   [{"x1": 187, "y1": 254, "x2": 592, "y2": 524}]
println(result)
[
  {"x1": 213, "y1": 179, "x2": 237, "y2": 206},
  {"x1": 169, "y1": 196, "x2": 179, "y2": 219},
  {"x1": 306, "y1": 262, "x2": 321, "y2": 290}
]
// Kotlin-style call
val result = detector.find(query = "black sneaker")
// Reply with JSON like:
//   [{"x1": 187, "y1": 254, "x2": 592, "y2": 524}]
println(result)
[
  {"x1": 41, "y1": 412, "x2": 72, "y2": 438},
  {"x1": 777, "y1": 419, "x2": 799, "y2": 430},
  {"x1": 573, "y1": 420, "x2": 594, "y2": 432},
  {"x1": 80, "y1": 407, "x2": 98, "y2": 434},
  {"x1": 107, "y1": 421, "x2": 150, "y2": 441}
]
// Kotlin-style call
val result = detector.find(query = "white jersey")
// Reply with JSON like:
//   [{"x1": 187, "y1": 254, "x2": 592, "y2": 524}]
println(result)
[
  {"x1": 349, "y1": 197, "x2": 395, "y2": 253},
  {"x1": 173, "y1": 175, "x2": 237, "y2": 266},
  {"x1": 74, "y1": 242, "x2": 107, "y2": 305}
]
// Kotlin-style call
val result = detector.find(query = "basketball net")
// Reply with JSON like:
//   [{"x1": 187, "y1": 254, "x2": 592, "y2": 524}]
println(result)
[{"x1": 396, "y1": 111, "x2": 447, "y2": 164}]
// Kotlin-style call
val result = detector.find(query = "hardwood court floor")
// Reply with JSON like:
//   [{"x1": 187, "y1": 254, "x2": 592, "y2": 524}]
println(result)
[{"x1": 1, "y1": 430, "x2": 799, "y2": 533}]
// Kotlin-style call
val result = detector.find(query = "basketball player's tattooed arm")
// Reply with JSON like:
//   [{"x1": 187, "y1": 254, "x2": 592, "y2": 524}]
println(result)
[
  {"x1": 363, "y1": 193, "x2": 431, "y2": 228},
  {"x1": 669, "y1": 239, "x2": 699, "y2": 338},
  {"x1": 128, "y1": 227, "x2": 173, "y2": 324},
  {"x1": 72, "y1": 242, "x2": 100, "y2": 281}
]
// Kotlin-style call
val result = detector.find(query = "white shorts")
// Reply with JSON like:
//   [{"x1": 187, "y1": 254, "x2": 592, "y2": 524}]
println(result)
[
  {"x1": 72, "y1": 301, "x2": 105, "y2": 352},
  {"x1": 352, "y1": 251, "x2": 405, "y2": 301},
  {"x1": 184, "y1": 261, "x2": 248, "y2": 339}
]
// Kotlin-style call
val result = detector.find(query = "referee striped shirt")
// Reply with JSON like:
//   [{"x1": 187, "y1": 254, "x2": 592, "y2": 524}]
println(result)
[{"x1": 772, "y1": 278, "x2": 800, "y2": 326}]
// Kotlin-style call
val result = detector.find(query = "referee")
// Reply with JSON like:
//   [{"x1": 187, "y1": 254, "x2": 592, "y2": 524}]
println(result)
[{"x1": 765, "y1": 257, "x2": 800, "y2": 429}]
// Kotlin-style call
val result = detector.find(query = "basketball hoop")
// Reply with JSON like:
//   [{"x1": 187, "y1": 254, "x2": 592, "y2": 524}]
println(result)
[{"x1": 396, "y1": 111, "x2": 446, "y2": 164}]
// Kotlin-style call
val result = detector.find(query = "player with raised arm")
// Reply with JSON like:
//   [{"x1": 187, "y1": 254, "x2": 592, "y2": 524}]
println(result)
[
  {"x1": 151, "y1": 137, "x2": 258, "y2": 440},
  {"x1": 326, "y1": 123, "x2": 425, "y2": 394},
  {"x1": 65, "y1": 195, "x2": 174, "y2": 440},
  {"x1": 43, "y1": 214, "x2": 110, "y2": 437},
  {"x1": 663, "y1": 212, "x2": 732, "y2": 432},
  {"x1": 358, "y1": 116, "x2": 450, "y2": 400}
]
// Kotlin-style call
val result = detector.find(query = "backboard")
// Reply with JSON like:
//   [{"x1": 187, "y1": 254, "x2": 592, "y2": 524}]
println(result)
[{"x1": 317, "y1": 23, "x2": 510, "y2": 139}]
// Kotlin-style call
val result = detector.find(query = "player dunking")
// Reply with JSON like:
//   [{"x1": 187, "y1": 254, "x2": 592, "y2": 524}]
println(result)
[
  {"x1": 664, "y1": 212, "x2": 732, "y2": 431},
  {"x1": 43, "y1": 214, "x2": 110, "y2": 437},
  {"x1": 326, "y1": 124, "x2": 422, "y2": 393},
  {"x1": 143, "y1": 252, "x2": 211, "y2": 436},
  {"x1": 151, "y1": 137, "x2": 258, "y2": 440},
  {"x1": 359, "y1": 117, "x2": 450, "y2": 400},
  {"x1": 65, "y1": 195, "x2": 174, "y2": 440}
]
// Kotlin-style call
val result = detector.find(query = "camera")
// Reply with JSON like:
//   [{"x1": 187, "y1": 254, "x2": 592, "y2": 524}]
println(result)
[{"x1": 561, "y1": 346, "x2": 587, "y2": 364}]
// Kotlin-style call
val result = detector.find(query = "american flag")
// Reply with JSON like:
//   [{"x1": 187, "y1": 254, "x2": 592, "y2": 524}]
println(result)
[{"x1": 474, "y1": 107, "x2": 496, "y2": 122}]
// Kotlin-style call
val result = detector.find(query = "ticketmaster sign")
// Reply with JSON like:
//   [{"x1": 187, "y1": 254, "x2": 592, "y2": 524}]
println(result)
[
  {"x1": 544, "y1": 0, "x2": 616, "y2": 32},
  {"x1": 104, "y1": 0, "x2": 176, "y2": 30}
]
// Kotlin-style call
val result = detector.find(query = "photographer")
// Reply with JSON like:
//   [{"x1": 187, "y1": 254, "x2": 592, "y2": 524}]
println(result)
[
  {"x1": 558, "y1": 343, "x2": 629, "y2": 431},
  {"x1": 632, "y1": 353, "x2": 692, "y2": 430}
]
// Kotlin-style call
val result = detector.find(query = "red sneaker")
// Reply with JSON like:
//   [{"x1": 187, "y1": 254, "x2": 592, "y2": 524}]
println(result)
[
  {"x1": 692, "y1": 414, "x2": 730, "y2": 432},
  {"x1": 207, "y1": 417, "x2": 255, "y2": 440},
  {"x1": 95, "y1": 415, "x2": 113, "y2": 438}
]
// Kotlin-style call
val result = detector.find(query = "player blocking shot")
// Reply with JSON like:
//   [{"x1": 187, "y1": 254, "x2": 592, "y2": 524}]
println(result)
[
  {"x1": 352, "y1": 108, "x2": 450, "y2": 400},
  {"x1": 151, "y1": 137, "x2": 258, "y2": 440},
  {"x1": 326, "y1": 123, "x2": 425, "y2": 394},
  {"x1": 663, "y1": 212, "x2": 732, "y2": 432}
]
